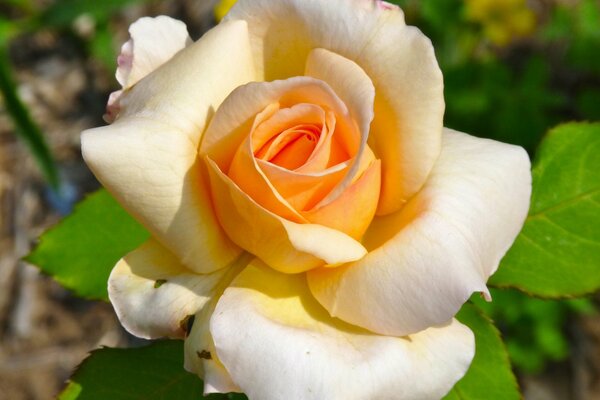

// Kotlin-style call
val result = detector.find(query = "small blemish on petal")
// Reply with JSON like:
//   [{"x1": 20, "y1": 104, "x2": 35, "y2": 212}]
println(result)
[
  {"x1": 196, "y1": 350, "x2": 212, "y2": 360},
  {"x1": 153, "y1": 279, "x2": 167, "y2": 288}
]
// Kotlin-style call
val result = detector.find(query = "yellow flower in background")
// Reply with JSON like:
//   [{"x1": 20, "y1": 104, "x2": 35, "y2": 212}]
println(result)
[
  {"x1": 465, "y1": 0, "x2": 536, "y2": 46},
  {"x1": 214, "y1": 0, "x2": 237, "y2": 21}
]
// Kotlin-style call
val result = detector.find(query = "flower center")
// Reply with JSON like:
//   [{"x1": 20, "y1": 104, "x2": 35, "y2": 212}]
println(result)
[
  {"x1": 255, "y1": 124, "x2": 321, "y2": 170},
  {"x1": 248, "y1": 102, "x2": 352, "y2": 176}
]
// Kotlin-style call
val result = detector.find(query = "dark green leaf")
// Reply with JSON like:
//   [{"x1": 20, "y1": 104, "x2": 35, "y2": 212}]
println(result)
[
  {"x1": 490, "y1": 122, "x2": 600, "y2": 297},
  {"x1": 58, "y1": 340, "x2": 249, "y2": 400},
  {"x1": 443, "y1": 303, "x2": 519, "y2": 400},
  {"x1": 58, "y1": 341, "x2": 204, "y2": 400},
  {"x1": 26, "y1": 189, "x2": 149, "y2": 300}
]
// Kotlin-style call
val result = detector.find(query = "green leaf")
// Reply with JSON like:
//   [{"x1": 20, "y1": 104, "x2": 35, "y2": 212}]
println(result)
[
  {"x1": 0, "y1": 43, "x2": 59, "y2": 188},
  {"x1": 26, "y1": 189, "x2": 149, "y2": 300},
  {"x1": 58, "y1": 340, "x2": 249, "y2": 400},
  {"x1": 443, "y1": 303, "x2": 519, "y2": 400},
  {"x1": 58, "y1": 341, "x2": 204, "y2": 400},
  {"x1": 490, "y1": 122, "x2": 600, "y2": 296}
]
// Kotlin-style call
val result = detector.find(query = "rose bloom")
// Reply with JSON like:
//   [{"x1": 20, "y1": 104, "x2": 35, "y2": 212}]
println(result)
[{"x1": 82, "y1": 1, "x2": 531, "y2": 399}]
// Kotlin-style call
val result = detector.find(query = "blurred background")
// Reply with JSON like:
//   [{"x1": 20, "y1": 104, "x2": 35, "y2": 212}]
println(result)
[{"x1": 0, "y1": 0, "x2": 598, "y2": 399}]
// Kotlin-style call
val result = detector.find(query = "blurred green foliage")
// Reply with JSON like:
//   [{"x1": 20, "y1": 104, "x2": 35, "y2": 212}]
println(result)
[
  {"x1": 473, "y1": 289, "x2": 596, "y2": 374},
  {"x1": 0, "y1": 0, "x2": 152, "y2": 190},
  {"x1": 1, "y1": 0, "x2": 158, "y2": 69},
  {"x1": 0, "y1": 42, "x2": 59, "y2": 187},
  {"x1": 392, "y1": 0, "x2": 600, "y2": 375},
  {"x1": 392, "y1": 0, "x2": 600, "y2": 153}
]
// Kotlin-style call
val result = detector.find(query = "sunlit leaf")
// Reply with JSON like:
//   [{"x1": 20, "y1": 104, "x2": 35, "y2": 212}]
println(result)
[
  {"x1": 490, "y1": 122, "x2": 600, "y2": 296},
  {"x1": 26, "y1": 189, "x2": 149, "y2": 300},
  {"x1": 444, "y1": 303, "x2": 519, "y2": 400}
]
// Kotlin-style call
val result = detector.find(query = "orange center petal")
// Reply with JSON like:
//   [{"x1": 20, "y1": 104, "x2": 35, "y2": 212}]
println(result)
[
  {"x1": 217, "y1": 78, "x2": 380, "y2": 241},
  {"x1": 267, "y1": 128, "x2": 319, "y2": 170}
]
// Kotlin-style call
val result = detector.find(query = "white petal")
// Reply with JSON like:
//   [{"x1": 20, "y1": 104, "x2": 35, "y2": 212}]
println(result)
[
  {"x1": 211, "y1": 261, "x2": 474, "y2": 400},
  {"x1": 184, "y1": 302, "x2": 242, "y2": 395},
  {"x1": 108, "y1": 239, "x2": 248, "y2": 339},
  {"x1": 103, "y1": 90, "x2": 122, "y2": 123},
  {"x1": 116, "y1": 16, "x2": 192, "y2": 89},
  {"x1": 82, "y1": 20, "x2": 256, "y2": 273},
  {"x1": 309, "y1": 129, "x2": 532, "y2": 336},
  {"x1": 226, "y1": 0, "x2": 444, "y2": 214}
]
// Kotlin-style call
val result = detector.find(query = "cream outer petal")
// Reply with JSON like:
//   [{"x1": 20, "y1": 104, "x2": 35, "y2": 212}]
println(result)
[
  {"x1": 308, "y1": 129, "x2": 532, "y2": 336},
  {"x1": 116, "y1": 16, "x2": 192, "y2": 89},
  {"x1": 210, "y1": 261, "x2": 475, "y2": 400},
  {"x1": 226, "y1": 0, "x2": 444, "y2": 214},
  {"x1": 82, "y1": 21, "x2": 256, "y2": 273},
  {"x1": 108, "y1": 239, "x2": 244, "y2": 339},
  {"x1": 184, "y1": 308, "x2": 242, "y2": 395},
  {"x1": 184, "y1": 291, "x2": 247, "y2": 395}
]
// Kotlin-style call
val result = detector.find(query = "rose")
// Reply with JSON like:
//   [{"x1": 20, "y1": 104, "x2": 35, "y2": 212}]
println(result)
[{"x1": 82, "y1": 1, "x2": 531, "y2": 399}]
